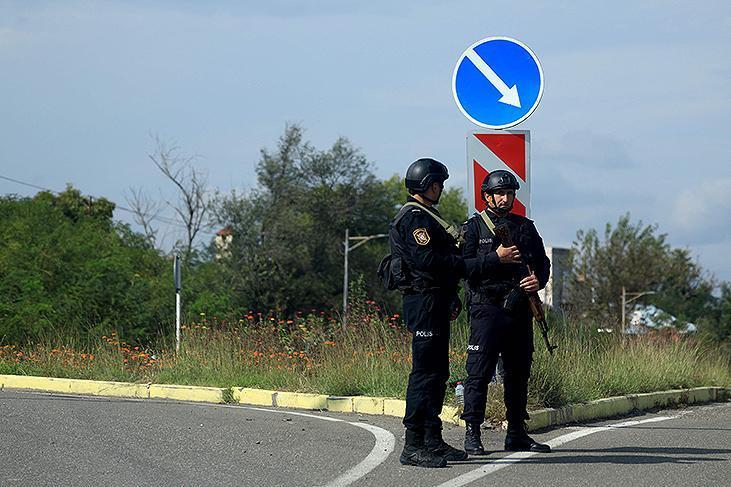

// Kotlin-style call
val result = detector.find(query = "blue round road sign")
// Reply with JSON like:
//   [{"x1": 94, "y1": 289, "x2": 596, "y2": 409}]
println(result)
[{"x1": 452, "y1": 37, "x2": 544, "y2": 129}]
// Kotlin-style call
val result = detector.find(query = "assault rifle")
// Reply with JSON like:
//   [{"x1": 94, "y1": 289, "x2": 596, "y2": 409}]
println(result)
[{"x1": 493, "y1": 224, "x2": 558, "y2": 355}]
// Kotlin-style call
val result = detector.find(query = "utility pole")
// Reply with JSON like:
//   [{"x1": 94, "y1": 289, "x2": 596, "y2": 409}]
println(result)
[
  {"x1": 621, "y1": 286, "x2": 656, "y2": 334},
  {"x1": 342, "y1": 229, "x2": 388, "y2": 330}
]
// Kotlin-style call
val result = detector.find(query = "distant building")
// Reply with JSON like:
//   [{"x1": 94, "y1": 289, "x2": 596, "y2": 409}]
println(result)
[
  {"x1": 214, "y1": 227, "x2": 233, "y2": 260},
  {"x1": 538, "y1": 246, "x2": 570, "y2": 309}
]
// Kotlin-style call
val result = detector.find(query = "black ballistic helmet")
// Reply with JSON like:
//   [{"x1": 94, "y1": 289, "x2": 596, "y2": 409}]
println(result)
[
  {"x1": 481, "y1": 170, "x2": 520, "y2": 194},
  {"x1": 404, "y1": 158, "x2": 449, "y2": 193}
]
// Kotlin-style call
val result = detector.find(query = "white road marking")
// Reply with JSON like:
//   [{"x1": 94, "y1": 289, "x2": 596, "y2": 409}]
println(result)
[
  {"x1": 321, "y1": 422, "x2": 396, "y2": 487},
  {"x1": 240, "y1": 405, "x2": 343, "y2": 422},
  {"x1": 239, "y1": 406, "x2": 396, "y2": 487},
  {"x1": 437, "y1": 415, "x2": 677, "y2": 487}
]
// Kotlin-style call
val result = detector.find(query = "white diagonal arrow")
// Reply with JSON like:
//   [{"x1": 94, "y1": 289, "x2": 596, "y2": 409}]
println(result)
[{"x1": 465, "y1": 49, "x2": 521, "y2": 108}]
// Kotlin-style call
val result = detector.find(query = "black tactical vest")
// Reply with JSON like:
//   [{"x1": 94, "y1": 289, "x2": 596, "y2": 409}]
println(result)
[
  {"x1": 388, "y1": 203, "x2": 460, "y2": 293},
  {"x1": 466, "y1": 212, "x2": 526, "y2": 299}
]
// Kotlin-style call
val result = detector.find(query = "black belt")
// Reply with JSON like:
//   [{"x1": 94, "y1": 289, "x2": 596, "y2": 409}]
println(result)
[
  {"x1": 467, "y1": 282, "x2": 516, "y2": 307},
  {"x1": 403, "y1": 287, "x2": 452, "y2": 296},
  {"x1": 468, "y1": 293, "x2": 504, "y2": 306},
  {"x1": 469, "y1": 283, "x2": 512, "y2": 298}
]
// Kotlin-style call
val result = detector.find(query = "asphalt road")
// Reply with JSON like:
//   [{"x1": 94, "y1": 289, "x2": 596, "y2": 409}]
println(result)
[{"x1": 1, "y1": 390, "x2": 729, "y2": 486}]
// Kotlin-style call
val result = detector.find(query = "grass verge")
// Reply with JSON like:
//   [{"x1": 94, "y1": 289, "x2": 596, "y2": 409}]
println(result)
[{"x1": 2, "y1": 301, "x2": 729, "y2": 423}]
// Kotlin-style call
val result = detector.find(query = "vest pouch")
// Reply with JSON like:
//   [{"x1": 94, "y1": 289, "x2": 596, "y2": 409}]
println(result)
[{"x1": 377, "y1": 253, "x2": 409, "y2": 291}]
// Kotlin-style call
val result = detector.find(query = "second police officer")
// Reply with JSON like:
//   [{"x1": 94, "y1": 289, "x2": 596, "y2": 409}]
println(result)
[
  {"x1": 388, "y1": 158, "x2": 496, "y2": 468},
  {"x1": 460, "y1": 170, "x2": 552, "y2": 455}
]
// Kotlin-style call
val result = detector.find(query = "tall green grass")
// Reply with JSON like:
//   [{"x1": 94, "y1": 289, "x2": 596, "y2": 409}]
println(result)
[
  {"x1": 529, "y1": 319, "x2": 731, "y2": 408},
  {"x1": 2, "y1": 300, "x2": 729, "y2": 424}
]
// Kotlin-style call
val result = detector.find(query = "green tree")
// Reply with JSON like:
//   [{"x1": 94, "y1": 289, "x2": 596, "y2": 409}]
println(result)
[
  {"x1": 214, "y1": 124, "x2": 395, "y2": 312},
  {"x1": 0, "y1": 187, "x2": 171, "y2": 342},
  {"x1": 568, "y1": 214, "x2": 714, "y2": 329}
]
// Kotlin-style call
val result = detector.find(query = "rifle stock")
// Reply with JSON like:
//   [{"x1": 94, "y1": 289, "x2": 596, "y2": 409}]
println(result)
[{"x1": 494, "y1": 224, "x2": 557, "y2": 355}]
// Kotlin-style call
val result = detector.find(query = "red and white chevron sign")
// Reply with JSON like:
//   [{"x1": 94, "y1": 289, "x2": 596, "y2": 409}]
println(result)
[{"x1": 466, "y1": 130, "x2": 531, "y2": 217}]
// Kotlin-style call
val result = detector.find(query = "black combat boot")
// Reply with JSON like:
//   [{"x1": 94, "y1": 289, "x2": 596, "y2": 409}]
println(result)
[
  {"x1": 400, "y1": 430, "x2": 448, "y2": 468},
  {"x1": 504, "y1": 424, "x2": 551, "y2": 453},
  {"x1": 424, "y1": 428, "x2": 469, "y2": 461},
  {"x1": 464, "y1": 423, "x2": 488, "y2": 455}
]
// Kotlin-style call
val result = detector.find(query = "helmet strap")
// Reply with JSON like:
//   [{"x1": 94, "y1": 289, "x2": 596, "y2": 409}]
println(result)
[{"x1": 486, "y1": 193, "x2": 511, "y2": 216}]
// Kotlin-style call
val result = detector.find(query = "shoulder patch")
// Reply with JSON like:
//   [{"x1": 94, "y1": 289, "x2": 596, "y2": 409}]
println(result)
[{"x1": 412, "y1": 228, "x2": 431, "y2": 246}]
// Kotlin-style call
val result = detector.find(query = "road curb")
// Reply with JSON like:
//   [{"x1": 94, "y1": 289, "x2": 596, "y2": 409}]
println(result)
[
  {"x1": 149, "y1": 383, "x2": 225, "y2": 403},
  {"x1": 525, "y1": 386, "x2": 729, "y2": 431},
  {"x1": 1, "y1": 374, "x2": 726, "y2": 431},
  {"x1": 0, "y1": 374, "x2": 150, "y2": 399}
]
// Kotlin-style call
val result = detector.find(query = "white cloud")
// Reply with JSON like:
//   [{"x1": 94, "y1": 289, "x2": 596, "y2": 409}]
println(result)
[
  {"x1": 690, "y1": 241, "x2": 731, "y2": 283},
  {"x1": 671, "y1": 178, "x2": 731, "y2": 244}
]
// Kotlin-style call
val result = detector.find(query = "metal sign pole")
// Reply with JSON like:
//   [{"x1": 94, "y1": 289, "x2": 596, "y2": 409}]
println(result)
[
  {"x1": 621, "y1": 286, "x2": 626, "y2": 334},
  {"x1": 174, "y1": 254, "x2": 182, "y2": 352},
  {"x1": 342, "y1": 229, "x2": 349, "y2": 330},
  {"x1": 176, "y1": 292, "x2": 181, "y2": 352}
]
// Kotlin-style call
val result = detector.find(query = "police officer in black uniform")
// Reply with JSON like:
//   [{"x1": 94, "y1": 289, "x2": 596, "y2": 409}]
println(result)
[
  {"x1": 460, "y1": 170, "x2": 552, "y2": 455},
  {"x1": 389, "y1": 158, "x2": 492, "y2": 468}
]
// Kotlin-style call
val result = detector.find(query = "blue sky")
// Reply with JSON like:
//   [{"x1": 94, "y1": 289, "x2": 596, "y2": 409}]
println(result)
[{"x1": 1, "y1": 1, "x2": 730, "y2": 281}]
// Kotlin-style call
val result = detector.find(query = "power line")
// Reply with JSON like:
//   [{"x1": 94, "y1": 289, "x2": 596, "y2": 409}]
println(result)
[
  {"x1": 0, "y1": 174, "x2": 184, "y2": 227},
  {"x1": 0, "y1": 174, "x2": 49, "y2": 193},
  {"x1": 0, "y1": 174, "x2": 217, "y2": 235}
]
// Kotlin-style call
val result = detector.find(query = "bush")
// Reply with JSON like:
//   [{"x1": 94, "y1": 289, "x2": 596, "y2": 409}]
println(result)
[{"x1": 0, "y1": 188, "x2": 172, "y2": 342}]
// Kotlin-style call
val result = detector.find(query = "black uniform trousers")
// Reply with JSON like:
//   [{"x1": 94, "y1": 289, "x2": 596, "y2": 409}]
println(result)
[
  {"x1": 461, "y1": 301, "x2": 534, "y2": 426},
  {"x1": 402, "y1": 292, "x2": 452, "y2": 433}
]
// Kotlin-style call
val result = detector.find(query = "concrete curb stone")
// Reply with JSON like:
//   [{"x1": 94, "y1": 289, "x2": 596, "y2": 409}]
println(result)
[
  {"x1": 525, "y1": 386, "x2": 728, "y2": 430},
  {"x1": 149, "y1": 384, "x2": 224, "y2": 403},
  {"x1": 237, "y1": 387, "x2": 277, "y2": 406},
  {"x1": 0, "y1": 374, "x2": 150, "y2": 399},
  {"x1": 1, "y1": 374, "x2": 726, "y2": 431}
]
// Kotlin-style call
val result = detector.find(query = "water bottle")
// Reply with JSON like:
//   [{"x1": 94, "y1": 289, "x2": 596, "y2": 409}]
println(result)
[{"x1": 454, "y1": 381, "x2": 465, "y2": 406}]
